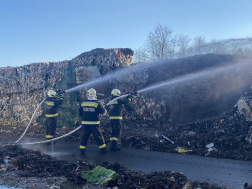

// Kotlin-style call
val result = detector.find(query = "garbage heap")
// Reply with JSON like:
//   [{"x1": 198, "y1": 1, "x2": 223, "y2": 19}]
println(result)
[
  {"x1": 0, "y1": 145, "x2": 227, "y2": 189},
  {"x1": 0, "y1": 48, "x2": 134, "y2": 128},
  {"x1": 52, "y1": 90, "x2": 252, "y2": 162},
  {"x1": 119, "y1": 89, "x2": 252, "y2": 161}
]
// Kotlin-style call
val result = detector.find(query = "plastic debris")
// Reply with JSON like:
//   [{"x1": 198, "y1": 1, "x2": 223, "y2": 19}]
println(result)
[
  {"x1": 205, "y1": 148, "x2": 218, "y2": 156},
  {"x1": 81, "y1": 166, "x2": 117, "y2": 185},
  {"x1": 206, "y1": 142, "x2": 214, "y2": 148},
  {"x1": 176, "y1": 147, "x2": 192, "y2": 153},
  {"x1": 162, "y1": 135, "x2": 174, "y2": 144},
  {"x1": 183, "y1": 182, "x2": 192, "y2": 189}
]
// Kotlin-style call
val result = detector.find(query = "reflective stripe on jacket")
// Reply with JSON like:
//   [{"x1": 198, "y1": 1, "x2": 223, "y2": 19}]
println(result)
[
  {"x1": 45, "y1": 97, "x2": 63, "y2": 117},
  {"x1": 79, "y1": 99, "x2": 105, "y2": 123},
  {"x1": 108, "y1": 96, "x2": 130, "y2": 119}
]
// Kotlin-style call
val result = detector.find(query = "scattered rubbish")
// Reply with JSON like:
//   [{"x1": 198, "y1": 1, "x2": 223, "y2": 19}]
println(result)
[
  {"x1": 81, "y1": 166, "x2": 117, "y2": 185},
  {"x1": 162, "y1": 135, "x2": 174, "y2": 144},
  {"x1": 205, "y1": 148, "x2": 218, "y2": 156},
  {"x1": 176, "y1": 147, "x2": 192, "y2": 153},
  {"x1": 238, "y1": 97, "x2": 251, "y2": 118},
  {"x1": 206, "y1": 142, "x2": 214, "y2": 148},
  {"x1": 183, "y1": 182, "x2": 192, "y2": 189}
]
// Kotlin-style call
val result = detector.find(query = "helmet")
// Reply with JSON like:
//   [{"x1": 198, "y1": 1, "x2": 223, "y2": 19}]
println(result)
[
  {"x1": 87, "y1": 88, "x2": 96, "y2": 97},
  {"x1": 111, "y1": 89, "x2": 121, "y2": 96},
  {"x1": 48, "y1": 90, "x2": 56, "y2": 97}
]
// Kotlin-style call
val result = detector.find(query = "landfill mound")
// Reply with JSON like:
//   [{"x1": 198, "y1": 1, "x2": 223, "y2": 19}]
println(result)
[{"x1": 0, "y1": 145, "x2": 230, "y2": 189}]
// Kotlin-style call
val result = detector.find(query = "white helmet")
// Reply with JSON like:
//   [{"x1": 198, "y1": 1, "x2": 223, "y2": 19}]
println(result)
[
  {"x1": 48, "y1": 90, "x2": 56, "y2": 97},
  {"x1": 87, "y1": 88, "x2": 96, "y2": 97},
  {"x1": 111, "y1": 89, "x2": 121, "y2": 96}
]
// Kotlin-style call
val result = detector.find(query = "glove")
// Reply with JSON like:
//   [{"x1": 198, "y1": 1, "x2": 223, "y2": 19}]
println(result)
[
  {"x1": 59, "y1": 93, "x2": 64, "y2": 99},
  {"x1": 127, "y1": 95, "x2": 134, "y2": 101}
]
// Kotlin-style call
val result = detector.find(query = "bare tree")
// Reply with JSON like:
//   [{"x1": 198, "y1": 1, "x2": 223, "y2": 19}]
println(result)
[
  {"x1": 145, "y1": 23, "x2": 173, "y2": 60},
  {"x1": 176, "y1": 34, "x2": 191, "y2": 57},
  {"x1": 192, "y1": 35, "x2": 207, "y2": 54},
  {"x1": 133, "y1": 47, "x2": 149, "y2": 63}
]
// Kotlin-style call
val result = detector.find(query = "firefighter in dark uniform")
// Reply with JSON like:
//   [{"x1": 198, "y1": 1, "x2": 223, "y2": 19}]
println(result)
[
  {"x1": 79, "y1": 88, "x2": 108, "y2": 155},
  {"x1": 108, "y1": 89, "x2": 133, "y2": 151},
  {"x1": 45, "y1": 90, "x2": 64, "y2": 143}
]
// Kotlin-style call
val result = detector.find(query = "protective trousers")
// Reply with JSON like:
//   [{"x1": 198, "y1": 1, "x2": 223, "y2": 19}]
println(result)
[
  {"x1": 80, "y1": 124, "x2": 106, "y2": 149},
  {"x1": 46, "y1": 117, "x2": 57, "y2": 139},
  {"x1": 110, "y1": 119, "x2": 122, "y2": 146}
]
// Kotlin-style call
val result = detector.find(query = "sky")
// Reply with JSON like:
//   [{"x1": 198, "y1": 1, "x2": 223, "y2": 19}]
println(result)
[{"x1": 0, "y1": 0, "x2": 252, "y2": 67}]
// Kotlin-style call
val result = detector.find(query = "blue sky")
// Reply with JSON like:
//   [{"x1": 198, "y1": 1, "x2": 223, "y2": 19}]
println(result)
[{"x1": 1, "y1": 0, "x2": 252, "y2": 67}]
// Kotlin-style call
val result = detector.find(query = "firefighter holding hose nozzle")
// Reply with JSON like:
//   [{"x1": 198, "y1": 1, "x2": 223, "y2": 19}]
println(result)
[
  {"x1": 79, "y1": 88, "x2": 108, "y2": 155},
  {"x1": 106, "y1": 89, "x2": 136, "y2": 151},
  {"x1": 45, "y1": 90, "x2": 64, "y2": 144}
]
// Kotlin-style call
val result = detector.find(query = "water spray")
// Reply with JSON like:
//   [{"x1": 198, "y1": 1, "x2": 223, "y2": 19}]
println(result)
[{"x1": 16, "y1": 60, "x2": 252, "y2": 145}]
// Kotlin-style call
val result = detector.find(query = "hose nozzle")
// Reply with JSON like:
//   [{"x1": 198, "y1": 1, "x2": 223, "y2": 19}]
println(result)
[
  {"x1": 129, "y1": 91, "x2": 138, "y2": 95},
  {"x1": 57, "y1": 90, "x2": 65, "y2": 95}
]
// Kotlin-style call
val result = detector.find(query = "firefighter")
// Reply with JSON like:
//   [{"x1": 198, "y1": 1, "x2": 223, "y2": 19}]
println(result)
[
  {"x1": 107, "y1": 89, "x2": 133, "y2": 151},
  {"x1": 79, "y1": 88, "x2": 108, "y2": 155},
  {"x1": 45, "y1": 90, "x2": 64, "y2": 143}
]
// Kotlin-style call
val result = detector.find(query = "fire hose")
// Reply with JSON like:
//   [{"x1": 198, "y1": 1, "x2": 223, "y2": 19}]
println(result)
[
  {"x1": 15, "y1": 98, "x2": 46, "y2": 144},
  {"x1": 23, "y1": 125, "x2": 82, "y2": 145},
  {"x1": 105, "y1": 91, "x2": 138, "y2": 106}
]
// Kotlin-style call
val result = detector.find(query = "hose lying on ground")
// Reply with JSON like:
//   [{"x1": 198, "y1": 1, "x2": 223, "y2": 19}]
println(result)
[
  {"x1": 15, "y1": 98, "x2": 46, "y2": 144},
  {"x1": 23, "y1": 125, "x2": 82, "y2": 145}
]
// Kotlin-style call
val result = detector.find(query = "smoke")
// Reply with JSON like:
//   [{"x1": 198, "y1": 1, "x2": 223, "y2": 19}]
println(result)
[{"x1": 137, "y1": 57, "x2": 252, "y2": 122}]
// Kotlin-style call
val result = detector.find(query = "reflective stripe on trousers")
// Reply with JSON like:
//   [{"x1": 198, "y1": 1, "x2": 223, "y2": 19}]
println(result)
[
  {"x1": 45, "y1": 113, "x2": 58, "y2": 117},
  {"x1": 79, "y1": 145, "x2": 86, "y2": 149},
  {"x1": 110, "y1": 137, "x2": 118, "y2": 141},
  {"x1": 109, "y1": 116, "x2": 122, "y2": 119},
  {"x1": 99, "y1": 144, "x2": 106, "y2": 149},
  {"x1": 46, "y1": 135, "x2": 53, "y2": 138},
  {"x1": 82, "y1": 121, "x2": 100, "y2": 124}
]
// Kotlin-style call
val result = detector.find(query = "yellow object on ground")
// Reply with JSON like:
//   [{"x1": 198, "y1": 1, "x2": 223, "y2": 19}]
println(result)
[{"x1": 177, "y1": 148, "x2": 189, "y2": 153}]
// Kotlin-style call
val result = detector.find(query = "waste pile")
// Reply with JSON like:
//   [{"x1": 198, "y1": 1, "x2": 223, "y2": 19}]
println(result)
[
  {"x1": 244, "y1": 183, "x2": 252, "y2": 189},
  {"x1": 0, "y1": 48, "x2": 134, "y2": 128},
  {"x1": 0, "y1": 145, "x2": 230, "y2": 189},
  {"x1": 119, "y1": 90, "x2": 252, "y2": 161},
  {"x1": 2, "y1": 90, "x2": 252, "y2": 163},
  {"x1": 0, "y1": 145, "x2": 90, "y2": 188},
  {"x1": 1, "y1": 53, "x2": 249, "y2": 129}
]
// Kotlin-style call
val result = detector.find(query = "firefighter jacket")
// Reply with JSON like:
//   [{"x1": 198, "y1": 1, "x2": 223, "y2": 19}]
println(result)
[
  {"x1": 45, "y1": 97, "x2": 63, "y2": 117},
  {"x1": 79, "y1": 99, "x2": 105, "y2": 124},
  {"x1": 108, "y1": 96, "x2": 132, "y2": 120}
]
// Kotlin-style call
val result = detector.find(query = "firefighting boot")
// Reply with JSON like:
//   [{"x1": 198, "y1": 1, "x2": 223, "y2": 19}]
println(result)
[
  {"x1": 110, "y1": 140, "x2": 121, "y2": 151},
  {"x1": 100, "y1": 147, "x2": 109, "y2": 153},
  {"x1": 46, "y1": 138, "x2": 51, "y2": 145},
  {"x1": 80, "y1": 149, "x2": 86, "y2": 155}
]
